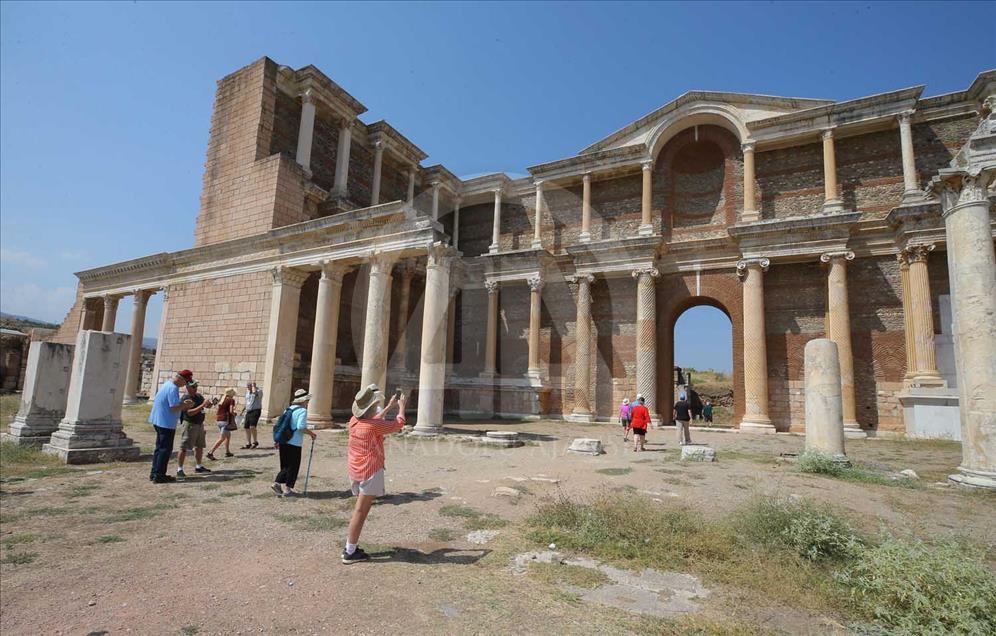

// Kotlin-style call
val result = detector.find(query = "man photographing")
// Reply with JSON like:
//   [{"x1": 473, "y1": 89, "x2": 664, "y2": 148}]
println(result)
[
  {"x1": 148, "y1": 370, "x2": 196, "y2": 483},
  {"x1": 176, "y1": 380, "x2": 213, "y2": 478},
  {"x1": 342, "y1": 384, "x2": 407, "y2": 564}
]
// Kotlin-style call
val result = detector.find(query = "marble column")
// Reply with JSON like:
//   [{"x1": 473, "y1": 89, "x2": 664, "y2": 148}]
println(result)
[
  {"x1": 639, "y1": 161, "x2": 654, "y2": 236},
  {"x1": 446, "y1": 288, "x2": 458, "y2": 367},
  {"x1": 738, "y1": 257, "x2": 774, "y2": 432},
  {"x1": 452, "y1": 197, "x2": 461, "y2": 250},
  {"x1": 413, "y1": 244, "x2": 454, "y2": 435},
  {"x1": 360, "y1": 253, "x2": 395, "y2": 391},
  {"x1": 821, "y1": 250, "x2": 863, "y2": 437},
  {"x1": 261, "y1": 267, "x2": 309, "y2": 420},
  {"x1": 938, "y1": 171, "x2": 996, "y2": 489},
  {"x1": 568, "y1": 274, "x2": 594, "y2": 422},
  {"x1": 526, "y1": 274, "x2": 544, "y2": 383},
  {"x1": 100, "y1": 295, "x2": 119, "y2": 332},
  {"x1": 370, "y1": 140, "x2": 384, "y2": 206},
  {"x1": 407, "y1": 167, "x2": 417, "y2": 205},
  {"x1": 150, "y1": 287, "x2": 170, "y2": 392},
  {"x1": 897, "y1": 111, "x2": 921, "y2": 203},
  {"x1": 632, "y1": 266, "x2": 660, "y2": 423},
  {"x1": 531, "y1": 181, "x2": 544, "y2": 249},
  {"x1": 481, "y1": 280, "x2": 499, "y2": 378},
  {"x1": 742, "y1": 142, "x2": 759, "y2": 221},
  {"x1": 489, "y1": 188, "x2": 502, "y2": 253},
  {"x1": 333, "y1": 118, "x2": 353, "y2": 196},
  {"x1": 122, "y1": 290, "x2": 152, "y2": 404},
  {"x1": 307, "y1": 262, "x2": 346, "y2": 428},
  {"x1": 295, "y1": 89, "x2": 316, "y2": 175},
  {"x1": 580, "y1": 173, "x2": 592, "y2": 242},
  {"x1": 431, "y1": 181, "x2": 441, "y2": 221},
  {"x1": 822, "y1": 129, "x2": 843, "y2": 212},
  {"x1": 905, "y1": 243, "x2": 945, "y2": 387},
  {"x1": 393, "y1": 263, "x2": 415, "y2": 372},
  {"x1": 898, "y1": 253, "x2": 916, "y2": 383}
]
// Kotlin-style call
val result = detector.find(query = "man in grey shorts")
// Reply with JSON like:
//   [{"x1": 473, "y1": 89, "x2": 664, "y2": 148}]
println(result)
[
  {"x1": 241, "y1": 381, "x2": 263, "y2": 449},
  {"x1": 177, "y1": 381, "x2": 213, "y2": 478}
]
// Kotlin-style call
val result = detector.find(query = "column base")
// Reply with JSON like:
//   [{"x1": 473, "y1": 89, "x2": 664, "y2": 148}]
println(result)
[
  {"x1": 843, "y1": 425, "x2": 867, "y2": 439},
  {"x1": 1, "y1": 432, "x2": 52, "y2": 447},
  {"x1": 949, "y1": 466, "x2": 996, "y2": 490},
  {"x1": 488, "y1": 244, "x2": 499, "y2": 254},
  {"x1": 42, "y1": 441, "x2": 140, "y2": 465},
  {"x1": 122, "y1": 395, "x2": 141, "y2": 405},
  {"x1": 525, "y1": 370, "x2": 545, "y2": 388},
  {"x1": 739, "y1": 418, "x2": 776, "y2": 434},
  {"x1": 637, "y1": 223, "x2": 654, "y2": 237},
  {"x1": 578, "y1": 231, "x2": 591, "y2": 243},
  {"x1": 822, "y1": 200, "x2": 845, "y2": 214},
  {"x1": 740, "y1": 210, "x2": 760, "y2": 223},
  {"x1": 901, "y1": 190, "x2": 928, "y2": 206},
  {"x1": 478, "y1": 371, "x2": 497, "y2": 380},
  {"x1": 530, "y1": 239, "x2": 543, "y2": 250},
  {"x1": 307, "y1": 417, "x2": 337, "y2": 430},
  {"x1": 566, "y1": 412, "x2": 594, "y2": 423},
  {"x1": 409, "y1": 426, "x2": 441, "y2": 438},
  {"x1": 911, "y1": 372, "x2": 947, "y2": 388}
]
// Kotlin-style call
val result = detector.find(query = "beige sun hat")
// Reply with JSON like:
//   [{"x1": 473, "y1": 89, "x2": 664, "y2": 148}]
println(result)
[
  {"x1": 352, "y1": 384, "x2": 384, "y2": 419},
  {"x1": 225, "y1": 388, "x2": 237, "y2": 397},
  {"x1": 291, "y1": 388, "x2": 311, "y2": 405}
]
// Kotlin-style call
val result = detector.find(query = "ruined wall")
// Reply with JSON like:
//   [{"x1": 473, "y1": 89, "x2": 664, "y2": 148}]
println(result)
[
  {"x1": 755, "y1": 140, "x2": 824, "y2": 220},
  {"x1": 837, "y1": 128, "x2": 905, "y2": 217},
  {"x1": 912, "y1": 114, "x2": 979, "y2": 181}
]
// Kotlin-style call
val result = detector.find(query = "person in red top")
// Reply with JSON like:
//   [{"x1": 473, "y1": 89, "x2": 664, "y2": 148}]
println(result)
[
  {"x1": 629, "y1": 395, "x2": 651, "y2": 452},
  {"x1": 342, "y1": 384, "x2": 406, "y2": 564}
]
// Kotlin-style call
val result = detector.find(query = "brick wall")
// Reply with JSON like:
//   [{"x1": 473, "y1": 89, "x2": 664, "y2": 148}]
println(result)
[
  {"x1": 836, "y1": 128, "x2": 904, "y2": 216},
  {"x1": 756, "y1": 140, "x2": 824, "y2": 219},
  {"x1": 913, "y1": 114, "x2": 979, "y2": 182}
]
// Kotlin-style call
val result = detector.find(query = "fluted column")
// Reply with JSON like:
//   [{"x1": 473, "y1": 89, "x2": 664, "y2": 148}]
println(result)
[
  {"x1": 742, "y1": 142, "x2": 758, "y2": 221},
  {"x1": 392, "y1": 263, "x2": 415, "y2": 372},
  {"x1": 897, "y1": 253, "x2": 916, "y2": 383},
  {"x1": 295, "y1": 89, "x2": 316, "y2": 175},
  {"x1": 370, "y1": 140, "x2": 384, "y2": 206},
  {"x1": 261, "y1": 267, "x2": 309, "y2": 420},
  {"x1": 897, "y1": 112, "x2": 921, "y2": 204},
  {"x1": 905, "y1": 243, "x2": 945, "y2": 387},
  {"x1": 531, "y1": 181, "x2": 544, "y2": 249},
  {"x1": 431, "y1": 181, "x2": 441, "y2": 221},
  {"x1": 580, "y1": 173, "x2": 592, "y2": 242},
  {"x1": 481, "y1": 280, "x2": 499, "y2": 378},
  {"x1": 822, "y1": 129, "x2": 843, "y2": 212},
  {"x1": 407, "y1": 167, "x2": 416, "y2": 205},
  {"x1": 101, "y1": 295, "x2": 119, "y2": 332},
  {"x1": 821, "y1": 250, "x2": 863, "y2": 437},
  {"x1": 307, "y1": 262, "x2": 346, "y2": 428},
  {"x1": 632, "y1": 267, "x2": 660, "y2": 423},
  {"x1": 738, "y1": 258, "x2": 774, "y2": 432},
  {"x1": 452, "y1": 197, "x2": 461, "y2": 250},
  {"x1": 935, "y1": 169, "x2": 996, "y2": 489},
  {"x1": 333, "y1": 118, "x2": 353, "y2": 196},
  {"x1": 360, "y1": 253, "x2": 395, "y2": 391},
  {"x1": 446, "y1": 288, "x2": 458, "y2": 367},
  {"x1": 526, "y1": 274, "x2": 544, "y2": 382},
  {"x1": 568, "y1": 274, "x2": 595, "y2": 422},
  {"x1": 413, "y1": 244, "x2": 455, "y2": 435},
  {"x1": 489, "y1": 188, "x2": 502, "y2": 253},
  {"x1": 639, "y1": 161, "x2": 654, "y2": 236},
  {"x1": 122, "y1": 290, "x2": 152, "y2": 404}
]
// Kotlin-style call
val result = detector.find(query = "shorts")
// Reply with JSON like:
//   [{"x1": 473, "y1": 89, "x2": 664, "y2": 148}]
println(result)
[
  {"x1": 350, "y1": 469, "x2": 386, "y2": 498},
  {"x1": 632, "y1": 427, "x2": 647, "y2": 436},
  {"x1": 216, "y1": 423, "x2": 231, "y2": 438},
  {"x1": 179, "y1": 422, "x2": 206, "y2": 450},
  {"x1": 620, "y1": 418, "x2": 631, "y2": 428},
  {"x1": 244, "y1": 409, "x2": 261, "y2": 428}
]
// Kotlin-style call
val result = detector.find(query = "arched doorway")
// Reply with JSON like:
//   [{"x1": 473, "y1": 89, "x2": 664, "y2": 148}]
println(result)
[{"x1": 672, "y1": 305, "x2": 733, "y2": 426}]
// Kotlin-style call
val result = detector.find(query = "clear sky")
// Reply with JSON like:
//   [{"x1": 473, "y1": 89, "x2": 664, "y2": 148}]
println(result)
[{"x1": 1, "y1": 2, "x2": 993, "y2": 369}]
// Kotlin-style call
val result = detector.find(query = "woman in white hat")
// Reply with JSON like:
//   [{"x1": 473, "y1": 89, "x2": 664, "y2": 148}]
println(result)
[
  {"x1": 341, "y1": 384, "x2": 406, "y2": 564},
  {"x1": 271, "y1": 389, "x2": 317, "y2": 497},
  {"x1": 207, "y1": 388, "x2": 238, "y2": 461}
]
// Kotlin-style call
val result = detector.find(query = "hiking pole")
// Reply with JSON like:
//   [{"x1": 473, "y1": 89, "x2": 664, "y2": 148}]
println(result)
[{"x1": 303, "y1": 436, "x2": 316, "y2": 495}]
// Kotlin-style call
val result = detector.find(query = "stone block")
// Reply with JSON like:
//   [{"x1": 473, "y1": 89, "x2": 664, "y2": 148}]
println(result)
[
  {"x1": 43, "y1": 331, "x2": 140, "y2": 464},
  {"x1": 803, "y1": 339, "x2": 848, "y2": 463},
  {"x1": 567, "y1": 438, "x2": 603, "y2": 455},
  {"x1": 680, "y1": 445, "x2": 716, "y2": 462},
  {"x1": 3, "y1": 342, "x2": 75, "y2": 446}
]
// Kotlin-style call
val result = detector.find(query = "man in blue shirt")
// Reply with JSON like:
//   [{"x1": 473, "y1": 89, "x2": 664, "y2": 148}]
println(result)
[{"x1": 148, "y1": 369, "x2": 195, "y2": 483}]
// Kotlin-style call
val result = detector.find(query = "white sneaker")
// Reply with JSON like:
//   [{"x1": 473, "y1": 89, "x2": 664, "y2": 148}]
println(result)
[{"x1": 282, "y1": 488, "x2": 297, "y2": 498}]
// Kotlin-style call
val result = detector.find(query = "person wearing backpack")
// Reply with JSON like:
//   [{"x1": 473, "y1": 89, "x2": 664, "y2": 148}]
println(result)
[{"x1": 270, "y1": 389, "x2": 316, "y2": 497}]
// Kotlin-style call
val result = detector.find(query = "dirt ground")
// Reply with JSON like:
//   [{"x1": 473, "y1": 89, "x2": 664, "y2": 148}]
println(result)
[{"x1": 2, "y1": 401, "x2": 994, "y2": 635}]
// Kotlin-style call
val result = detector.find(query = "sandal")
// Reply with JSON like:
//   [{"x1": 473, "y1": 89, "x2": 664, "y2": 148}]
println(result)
[
  {"x1": 225, "y1": 452, "x2": 235, "y2": 458},
  {"x1": 206, "y1": 453, "x2": 216, "y2": 461},
  {"x1": 241, "y1": 444, "x2": 252, "y2": 449},
  {"x1": 251, "y1": 442, "x2": 259, "y2": 449}
]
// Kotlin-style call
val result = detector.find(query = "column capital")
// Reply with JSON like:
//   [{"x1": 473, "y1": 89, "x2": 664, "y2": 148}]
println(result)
[
  {"x1": 741, "y1": 141, "x2": 756, "y2": 154},
  {"x1": 534, "y1": 179, "x2": 545, "y2": 190},
  {"x1": 582, "y1": 172, "x2": 592, "y2": 183},
  {"x1": 903, "y1": 242, "x2": 935, "y2": 264},
  {"x1": 484, "y1": 279, "x2": 500, "y2": 294},
  {"x1": 527, "y1": 274, "x2": 545, "y2": 291},
  {"x1": 492, "y1": 187, "x2": 503, "y2": 198},
  {"x1": 641, "y1": 160, "x2": 653, "y2": 171},
  {"x1": 737, "y1": 257, "x2": 770, "y2": 277},
  {"x1": 897, "y1": 110, "x2": 915, "y2": 125},
  {"x1": 426, "y1": 242, "x2": 457, "y2": 270},
  {"x1": 568, "y1": 273, "x2": 595, "y2": 288},
  {"x1": 631, "y1": 266, "x2": 660, "y2": 280},
  {"x1": 430, "y1": 180, "x2": 441, "y2": 190},
  {"x1": 319, "y1": 260, "x2": 348, "y2": 284},
  {"x1": 271, "y1": 266, "x2": 309, "y2": 289},
  {"x1": 132, "y1": 288, "x2": 154, "y2": 305},
  {"x1": 300, "y1": 88, "x2": 316, "y2": 105},
  {"x1": 373, "y1": 139, "x2": 384, "y2": 151},
  {"x1": 338, "y1": 116, "x2": 355, "y2": 132},
  {"x1": 368, "y1": 251, "x2": 399, "y2": 273},
  {"x1": 821, "y1": 128, "x2": 835, "y2": 141},
  {"x1": 819, "y1": 249, "x2": 855, "y2": 264}
]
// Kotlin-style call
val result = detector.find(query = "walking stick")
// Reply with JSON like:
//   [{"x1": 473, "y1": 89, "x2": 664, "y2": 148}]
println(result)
[{"x1": 303, "y1": 437, "x2": 316, "y2": 495}]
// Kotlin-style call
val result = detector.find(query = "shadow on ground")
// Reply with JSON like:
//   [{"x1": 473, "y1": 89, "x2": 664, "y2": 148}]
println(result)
[{"x1": 367, "y1": 547, "x2": 491, "y2": 565}]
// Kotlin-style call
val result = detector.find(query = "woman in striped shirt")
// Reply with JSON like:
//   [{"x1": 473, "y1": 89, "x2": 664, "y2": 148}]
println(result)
[{"x1": 342, "y1": 384, "x2": 407, "y2": 564}]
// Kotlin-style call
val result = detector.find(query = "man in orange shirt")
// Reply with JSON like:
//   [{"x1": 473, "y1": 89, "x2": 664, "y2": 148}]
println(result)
[
  {"x1": 342, "y1": 384, "x2": 407, "y2": 564},
  {"x1": 629, "y1": 395, "x2": 650, "y2": 452}
]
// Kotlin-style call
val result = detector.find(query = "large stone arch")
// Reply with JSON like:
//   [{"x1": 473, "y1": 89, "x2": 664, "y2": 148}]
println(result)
[
  {"x1": 645, "y1": 103, "x2": 748, "y2": 162},
  {"x1": 656, "y1": 270, "x2": 744, "y2": 425}
]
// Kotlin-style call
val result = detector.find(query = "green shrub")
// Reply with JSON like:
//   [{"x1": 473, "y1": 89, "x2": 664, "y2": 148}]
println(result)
[
  {"x1": 796, "y1": 450, "x2": 844, "y2": 476},
  {"x1": 734, "y1": 496, "x2": 861, "y2": 562},
  {"x1": 835, "y1": 534, "x2": 996, "y2": 635}
]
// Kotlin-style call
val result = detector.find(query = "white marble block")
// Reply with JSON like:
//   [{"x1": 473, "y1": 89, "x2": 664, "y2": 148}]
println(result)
[{"x1": 3, "y1": 341, "x2": 74, "y2": 446}]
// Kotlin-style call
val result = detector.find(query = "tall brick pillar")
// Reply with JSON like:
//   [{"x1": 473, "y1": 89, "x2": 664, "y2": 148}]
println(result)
[
  {"x1": 738, "y1": 258, "x2": 774, "y2": 432},
  {"x1": 261, "y1": 267, "x2": 308, "y2": 420}
]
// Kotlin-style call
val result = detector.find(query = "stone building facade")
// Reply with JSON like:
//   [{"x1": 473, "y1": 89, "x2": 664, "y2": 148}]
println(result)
[{"x1": 48, "y1": 58, "x2": 995, "y2": 462}]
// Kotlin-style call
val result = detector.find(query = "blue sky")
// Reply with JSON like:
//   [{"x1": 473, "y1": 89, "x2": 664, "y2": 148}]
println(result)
[{"x1": 1, "y1": 1, "x2": 993, "y2": 371}]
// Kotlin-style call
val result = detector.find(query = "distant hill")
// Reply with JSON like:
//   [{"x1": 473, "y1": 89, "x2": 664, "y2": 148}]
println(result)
[{"x1": 0, "y1": 311, "x2": 59, "y2": 333}]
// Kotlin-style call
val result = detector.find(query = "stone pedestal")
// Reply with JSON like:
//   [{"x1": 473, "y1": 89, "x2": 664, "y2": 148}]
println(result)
[
  {"x1": 899, "y1": 389, "x2": 960, "y2": 440},
  {"x1": 681, "y1": 445, "x2": 717, "y2": 462},
  {"x1": 803, "y1": 338, "x2": 848, "y2": 463},
  {"x1": 43, "y1": 331, "x2": 140, "y2": 464},
  {"x1": 3, "y1": 342, "x2": 75, "y2": 446}
]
